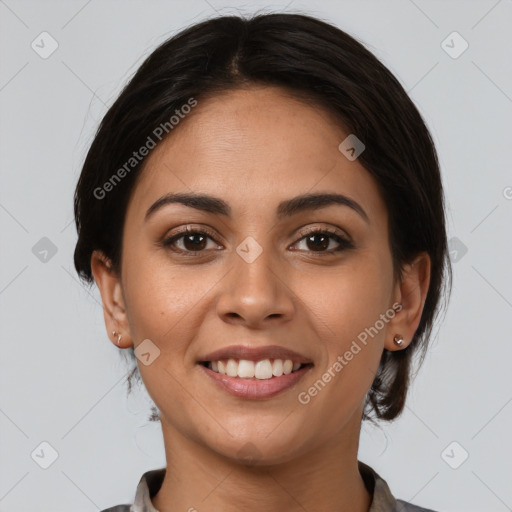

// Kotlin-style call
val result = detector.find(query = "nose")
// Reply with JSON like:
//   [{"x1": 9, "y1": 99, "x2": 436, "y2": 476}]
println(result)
[{"x1": 215, "y1": 245, "x2": 295, "y2": 329}]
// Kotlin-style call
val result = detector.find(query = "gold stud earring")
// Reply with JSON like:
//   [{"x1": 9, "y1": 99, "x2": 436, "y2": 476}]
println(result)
[
  {"x1": 112, "y1": 331, "x2": 122, "y2": 345},
  {"x1": 393, "y1": 334, "x2": 404, "y2": 346}
]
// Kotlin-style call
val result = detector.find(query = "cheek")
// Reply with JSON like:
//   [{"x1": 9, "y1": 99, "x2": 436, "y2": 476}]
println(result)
[
  {"x1": 294, "y1": 280, "x2": 388, "y2": 433},
  {"x1": 296, "y1": 253, "x2": 392, "y2": 398},
  {"x1": 300, "y1": 253, "x2": 392, "y2": 341},
  {"x1": 122, "y1": 252, "x2": 208, "y2": 341}
]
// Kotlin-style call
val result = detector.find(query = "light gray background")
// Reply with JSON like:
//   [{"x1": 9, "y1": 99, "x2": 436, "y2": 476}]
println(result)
[{"x1": 1, "y1": 1, "x2": 511, "y2": 511}]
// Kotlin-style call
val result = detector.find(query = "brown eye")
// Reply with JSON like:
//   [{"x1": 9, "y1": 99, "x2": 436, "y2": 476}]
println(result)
[
  {"x1": 180, "y1": 232, "x2": 208, "y2": 251},
  {"x1": 304, "y1": 233, "x2": 330, "y2": 251},
  {"x1": 162, "y1": 226, "x2": 353, "y2": 257},
  {"x1": 162, "y1": 227, "x2": 221, "y2": 254},
  {"x1": 293, "y1": 228, "x2": 354, "y2": 253}
]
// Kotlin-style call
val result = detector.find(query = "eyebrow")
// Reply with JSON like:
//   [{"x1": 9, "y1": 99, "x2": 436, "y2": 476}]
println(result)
[{"x1": 145, "y1": 191, "x2": 369, "y2": 223}]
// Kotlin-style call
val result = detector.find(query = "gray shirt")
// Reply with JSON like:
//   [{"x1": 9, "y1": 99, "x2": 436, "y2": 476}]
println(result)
[{"x1": 100, "y1": 460, "x2": 437, "y2": 512}]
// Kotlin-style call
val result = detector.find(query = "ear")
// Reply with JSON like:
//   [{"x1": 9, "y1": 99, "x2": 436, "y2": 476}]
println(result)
[
  {"x1": 385, "y1": 251, "x2": 431, "y2": 351},
  {"x1": 90, "y1": 250, "x2": 132, "y2": 348}
]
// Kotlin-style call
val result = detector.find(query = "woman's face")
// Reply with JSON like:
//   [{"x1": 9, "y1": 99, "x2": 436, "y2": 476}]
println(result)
[{"x1": 96, "y1": 86, "x2": 417, "y2": 464}]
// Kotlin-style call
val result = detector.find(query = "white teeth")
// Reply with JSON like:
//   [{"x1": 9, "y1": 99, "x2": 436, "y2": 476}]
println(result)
[
  {"x1": 209, "y1": 358, "x2": 305, "y2": 379},
  {"x1": 272, "y1": 359, "x2": 283, "y2": 377},
  {"x1": 226, "y1": 358, "x2": 238, "y2": 377},
  {"x1": 254, "y1": 359, "x2": 273, "y2": 379},
  {"x1": 238, "y1": 359, "x2": 255, "y2": 378}
]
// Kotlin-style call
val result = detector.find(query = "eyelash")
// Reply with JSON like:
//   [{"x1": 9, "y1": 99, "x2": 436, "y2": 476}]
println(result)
[{"x1": 161, "y1": 226, "x2": 354, "y2": 256}]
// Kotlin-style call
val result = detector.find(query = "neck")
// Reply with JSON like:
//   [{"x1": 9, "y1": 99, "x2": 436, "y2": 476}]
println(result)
[{"x1": 152, "y1": 415, "x2": 371, "y2": 512}]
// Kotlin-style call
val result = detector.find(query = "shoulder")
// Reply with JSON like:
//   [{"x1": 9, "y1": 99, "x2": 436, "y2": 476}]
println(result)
[
  {"x1": 99, "y1": 466, "x2": 165, "y2": 512},
  {"x1": 358, "y1": 460, "x2": 439, "y2": 512},
  {"x1": 395, "y1": 498, "x2": 439, "y2": 512}
]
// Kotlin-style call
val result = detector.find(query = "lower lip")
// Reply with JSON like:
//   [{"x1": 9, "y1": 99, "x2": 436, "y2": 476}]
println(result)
[{"x1": 198, "y1": 364, "x2": 313, "y2": 399}]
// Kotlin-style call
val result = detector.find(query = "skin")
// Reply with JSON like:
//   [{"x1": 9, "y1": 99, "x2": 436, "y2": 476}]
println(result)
[{"x1": 91, "y1": 85, "x2": 430, "y2": 512}]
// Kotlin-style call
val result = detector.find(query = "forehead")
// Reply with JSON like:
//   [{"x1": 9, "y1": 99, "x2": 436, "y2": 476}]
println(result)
[{"x1": 127, "y1": 86, "x2": 386, "y2": 224}]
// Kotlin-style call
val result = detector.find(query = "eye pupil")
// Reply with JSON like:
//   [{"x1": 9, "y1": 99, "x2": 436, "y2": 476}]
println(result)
[
  {"x1": 184, "y1": 233, "x2": 207, "y2": 251},
  {"x1": 307, "y1": 234, "x2": 329, "y2": 251}
]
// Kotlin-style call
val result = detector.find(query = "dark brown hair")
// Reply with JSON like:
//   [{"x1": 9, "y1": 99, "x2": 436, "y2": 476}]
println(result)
[{"x1": 73, "y1": 12, "x2": 452, "y2": 424}]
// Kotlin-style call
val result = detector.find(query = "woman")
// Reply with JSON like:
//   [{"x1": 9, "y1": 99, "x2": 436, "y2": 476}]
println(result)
[{"x1": 73, "y1": 12, "x2": 451, "y2": 512}]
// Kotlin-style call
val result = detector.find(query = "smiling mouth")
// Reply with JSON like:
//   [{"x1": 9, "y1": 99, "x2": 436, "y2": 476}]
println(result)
[{"x1": 198, "y1": 358, "x2": 314, "y2": 380}]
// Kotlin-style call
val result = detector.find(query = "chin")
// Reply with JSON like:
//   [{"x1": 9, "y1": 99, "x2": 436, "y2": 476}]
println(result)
[{"x1": 206, "y1": 432, "x2": 307, "y2": 467}]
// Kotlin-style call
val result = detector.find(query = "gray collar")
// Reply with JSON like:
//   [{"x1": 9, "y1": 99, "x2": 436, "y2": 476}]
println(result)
[{"x1": 130, "y1": 460, "x2": 398, "y2": 512}]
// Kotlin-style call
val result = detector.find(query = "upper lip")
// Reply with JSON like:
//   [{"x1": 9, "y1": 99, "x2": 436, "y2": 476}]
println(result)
[{"x1": 199, "y1": 344, "x2": 314, "y2": 364}]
